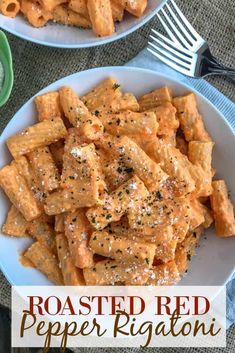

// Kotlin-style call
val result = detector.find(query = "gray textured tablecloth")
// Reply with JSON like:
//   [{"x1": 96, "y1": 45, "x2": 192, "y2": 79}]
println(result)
[{"x1": 0, "y1": 0, "x2": 234, "y2": 351}]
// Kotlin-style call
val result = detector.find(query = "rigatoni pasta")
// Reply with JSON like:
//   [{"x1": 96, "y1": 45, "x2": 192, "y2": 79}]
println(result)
[
  {"x1": 0, "y1": 163, "x2": 41, "y2": 221},
  {"x1": 99, "y1": 111, "x2": 158, "y2": 136},
  {"x1": 86, "y1": 175, "x2": 149, "y2": 230},
  {"x1": 2, "y1": 205, "x2": 29, "y2": 237},
  {"x1": 87, "y1": 0, "x2": 114, "y2": 37},
  {"x1": 55, "y1": 214, "x2": 65, "y2": 233},
  {"x1": 89, "y1": 230, "x2": 156, "y2": 266},
  {"x1": 173, "y1": 93, "x2": 212, "y2": 142},
  {"x1": 0, "y1": 78, "x2": 234, "y2": 287},
  {"x1": 21, "y1": 0, "x2": 52, "y2": 27},
  {"x1": 175, "y1": 226, "x2": 203, "y2": 274},
  {"x1": 64, "y1": 210, "x2": 94, "y2": 269},
  {"x1": 149, "y1": 142, "x2": 196, "y2": 196},
  {"x1": 210, "y1": 180, "x2": 235, "y2": 237},
  {"x1": 111, "y1": 0, "x2": 125, "y2": 22},
  {"x1": 56, "y1": 233, "x2": 85, "y2": 285},
  {"x1": 126, "y1": 0, "x2": 147, "y2": 17},
  {"x1": 23, "y1": 241, "x2": 64, "y2": 285},
  {"x1": 150, "y1": 102, "x2": 179, "y2": 136},
  {"x1": 59, "y1": 86, "x2": 104, "y2": 140},
  {"x1": 81, "y1": 77, "x2": 122, "y2": 112},
  {"x1": 84, "y1": 259, "x2": 150, "y2": 285},
  {"x1": 68, "y1": 0, "x2": 88, "y2": 17},
  {"x1": 52, "y1": 4, "x2": 91, "y2": 27},
  {"x1": 0, "y1": 0, "x2": 150, "y2": 37},
  {"x1": 114, "y1": 136, "x2": 169, "y2": 192},
  {"x1": 7, "y1": 117, "x2": 67, "y2": 159},
  {"x1": 147, "y1": 261, "x2": 180, "y2": 286},
  {"x1": 138, "y1": 86, "x2": 172, "y2": 111},
  {"x1": 0, "y1": 0, "x2": 20, "y2": 17},
  {"x1": 39, "y1": 0, "x2": 67, "y2": 12},
  {"x1": 27, "y1": 146, "x2": 60, "y2": 192},
  {"x1": 35, "y1": 91, "x2": 62, "y2": 121},
  {"x1": 27, "y1": 215, "x2": 57, "y2": 254}
]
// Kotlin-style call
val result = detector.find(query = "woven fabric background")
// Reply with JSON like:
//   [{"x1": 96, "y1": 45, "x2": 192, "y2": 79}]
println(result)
[{"x1": 0, "y1": 0, "x2": 234, "y2": 351}]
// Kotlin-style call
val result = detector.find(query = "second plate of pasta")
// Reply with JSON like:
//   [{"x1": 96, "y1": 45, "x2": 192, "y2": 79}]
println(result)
[
  {"x1": 0, "y1": 66, "x2": 235, "y2": 287},
  {"x1": 0, "y1": 0, "x2": 166, "y2": 48}
]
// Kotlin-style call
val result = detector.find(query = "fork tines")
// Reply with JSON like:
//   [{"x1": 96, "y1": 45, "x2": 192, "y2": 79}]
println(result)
[
  {"x1": 156, "y1": 0, "x2": 204, "y2": 51},
  {"x1": 148, "y1": 29, "x2": 196, "y2": 76},
  {"x1": 147, "y1": 0, "x2": 204, "y2": 76}
]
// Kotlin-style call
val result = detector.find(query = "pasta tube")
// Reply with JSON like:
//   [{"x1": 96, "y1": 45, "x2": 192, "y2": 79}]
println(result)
[
  {"x1": 189, "y1": 199, "x2": 205, "y2": 231},
  {"x1": 87, "y1": 0, "x2": 115, "y2": 37},
  {"x1": 173, "y1": 93, "x2": 211, "y2": 142},
  {"x1": 84, "y1": 259, "x2": 150, "y2": 285},
  {"x1": 109, "y1": 223, "x2": 177, "y2": 263},
  {"x1": 59, "y1": 86, "x2": 103, "y2": 139},
  {"x1": 210, "y1": 180, "x2": 235, "y2": 237},
  {"x1": 27, "y1": 215, "x2": 57, "y2": 254},
  {"x1": 7, "y1": 117, "x2": 67, "y2": 159},
  {"x1": 50, "y1": 140, "x2": 64, "y2": 171},
  {"x1": 86, "y1": 175, "x2": 149, "y2": 230},
  {"x1": 28, "y1": 146, "x2": 60, "y2": 192},
  {"x1": 53, "y1": 4, "x2": 91, "y2": 27},
  {"x1": 24, "y1": 242, "x2": 64, "y2": 285},
  {"x1": 61, "y1": 134, "x2": 105, "y2": 202},
  {"x1": 99, "y1": 110, "x2": 158, "y2": 136},
  {"x1": 68, "y1": 0, "x2": 89, "y2": 17},
  {"x1": 13, "y1": 157, "x2": 45, "y2": 210},
  {"x1": 147, "y1": 261, "x2": 180, "y2": 286},
  {"x1": 150, "y1": 142, "x2": 196, "y2": 196},
  {"x1": 139, "y1": 86, "x2": 172, "y2": 111},
  {"x1": 116, "y1": 136, "x2": 168, "y2": 191},
  {"x1": 175, "y1": 226, "x2": 203, "y2": 274},
  {"x1": 21, "y1": 0, "x2": 52, "y2": 27},
  {"x1": 188, "y1": 141, "x2": 214, "y2": 195},
  {"x1": 46, "y1": 132, "x2": 106, "y2": 214},
  {"x1": 39, "y1": 0, "x2": 67, "y2": 12},
  {"x1": 56, "y1": 233, "x2": 85, "y2": 285},
  {"x1": 97, "y1": 149, "x2": 132, "y2": 191},
  {"x1": 144, "y1": 226, "x2": 177, "y2": 263},
  {"x1": 64, "y1": 210, "x2": 94, "y2": 269},
  {"x1": 128, "y1": 195, "x2": 191, "y2": 235},
  {"x1": 35, "y1": 91, "x2": 62, "y2": 121},
  {"x1": 0, "y1": 0, "x2": 20, "y2": 17},
  {"x1": 81, "y1": 78, "x2": 122, "y2": 112},
  {"x1": 55, "y1": 214, "x2": 65, "y2": 233},
  {"x1": 111, "y1": 0, "x2": 125, "y2": 21},
  {"x1": 89, "y1": 231, "x2": 156, "y2": 266},
  {"x1": 126, "y1": 0, "x2": 147, "y2": 17},
  {"x1": 149, "y1": 102, "x2": 179, "y2": 136},
  {"x1": 0, "y1": 163, "x2": 41, "y2": 221},
  {"x1": 2, "y1": 205, "x2": 29, "y2": 237}
]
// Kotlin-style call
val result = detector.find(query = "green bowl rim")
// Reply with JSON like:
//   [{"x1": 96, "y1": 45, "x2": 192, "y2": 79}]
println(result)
[{"x1": 0, "y1": 31, "x2": 14, "y2": 108}]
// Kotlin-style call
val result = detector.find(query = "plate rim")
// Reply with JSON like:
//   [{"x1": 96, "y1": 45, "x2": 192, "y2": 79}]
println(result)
[
  {"x1": 0, "y1": 1, "x2": 167, "y2": 49},
  {"x1": 0, "y1": 65, "x2": 234, "y2": 287}
]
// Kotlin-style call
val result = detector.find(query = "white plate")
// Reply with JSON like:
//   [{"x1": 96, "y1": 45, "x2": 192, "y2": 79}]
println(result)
[
  {"x1": 0, "y1": 66, "x2": 235, "y2": 286},
  {"x1": 0, "y1": 1, "x2": 165, "y2": 48}
]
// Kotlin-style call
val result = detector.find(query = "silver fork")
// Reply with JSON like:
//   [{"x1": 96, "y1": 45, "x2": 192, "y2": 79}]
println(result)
[{"x1": 148, "y1": 0, "x2": 235, "y2": 81}]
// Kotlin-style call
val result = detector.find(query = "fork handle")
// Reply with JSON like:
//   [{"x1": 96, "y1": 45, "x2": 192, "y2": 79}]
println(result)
[{"x1": 203, "y1": 55, "x2": 235, "y2": 82}]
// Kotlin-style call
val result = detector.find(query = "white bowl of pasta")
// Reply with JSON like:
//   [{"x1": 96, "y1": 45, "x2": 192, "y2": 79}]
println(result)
[
  {"x1": 0, "y1": 66, "x2": 235, "y2": 287},
  {"x1": 0, "y1": 0, "x2": 166, "y2": 48}
]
